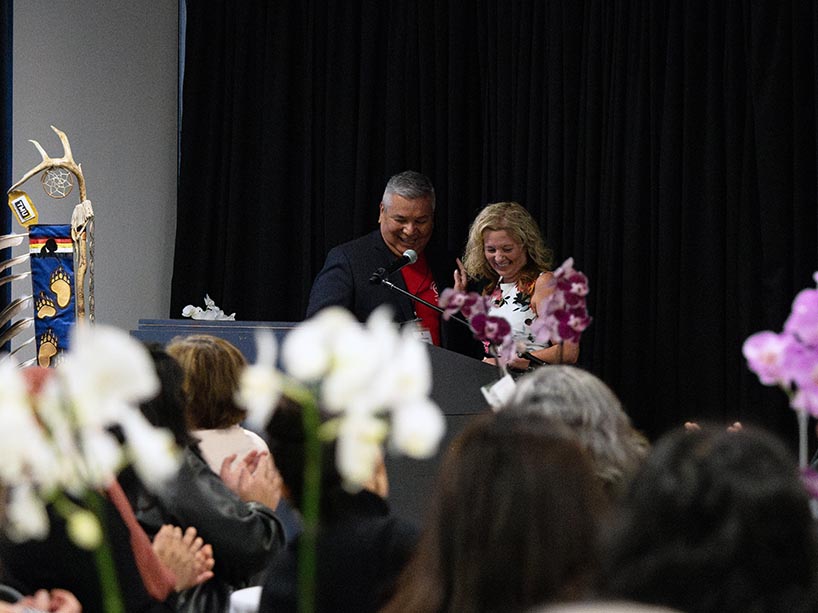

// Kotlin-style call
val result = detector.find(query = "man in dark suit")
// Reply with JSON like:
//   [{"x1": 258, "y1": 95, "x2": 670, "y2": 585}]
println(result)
[{"x1": 306, "y1": 170, "x2": 477, "y2": 355}]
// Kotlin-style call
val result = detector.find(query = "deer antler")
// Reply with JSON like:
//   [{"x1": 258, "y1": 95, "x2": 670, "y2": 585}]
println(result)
[{"x1": 7, "y1": 125, "x2": 86, "y2": 201}]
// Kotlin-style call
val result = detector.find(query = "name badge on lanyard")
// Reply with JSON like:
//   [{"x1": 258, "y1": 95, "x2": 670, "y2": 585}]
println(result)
[{"x1": 403, "y1": 317, "x2": 433, "y2": 344}]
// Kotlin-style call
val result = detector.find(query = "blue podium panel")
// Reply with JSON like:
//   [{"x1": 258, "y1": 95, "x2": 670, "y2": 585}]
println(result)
[{"x1": 132, "y1": 318, "x2": 296, "y2": 364}]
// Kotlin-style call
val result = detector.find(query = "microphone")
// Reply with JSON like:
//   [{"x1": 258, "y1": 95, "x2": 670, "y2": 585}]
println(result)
[
  {"x1": 518, "y1": 351, "x2": 547, "y2": 366},
  {"x1": 369, "y1": 249, "x2": 418, "y2": 283}
]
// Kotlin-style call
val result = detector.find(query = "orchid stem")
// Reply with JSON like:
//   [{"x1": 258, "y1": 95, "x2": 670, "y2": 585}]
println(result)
[
  {"x1": 51, "y1": 492, "x2": 124, "y2": 613},
  {"x1": 798, "y1": 409, "x2": 808, "y2": 469},
  {"x1": 489, "y1": 344, "x2": 507, "y2": 380},
  {"x1": 86, "y1": 491, "x2": 125, "y2": 613},
  {"x1": 297, "y1": 392, "x2": 321, "y2": 613}
]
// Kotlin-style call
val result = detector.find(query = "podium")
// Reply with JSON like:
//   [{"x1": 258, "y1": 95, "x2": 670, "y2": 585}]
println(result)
[{"x1": 132, "y1": 319, "x2": 498, "y2": 526}]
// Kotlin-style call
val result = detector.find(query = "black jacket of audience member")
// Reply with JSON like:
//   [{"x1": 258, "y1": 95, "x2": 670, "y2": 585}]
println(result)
[
  {"x1": 123, "y1": 446, "x2": 284, "y2": 613},
  {"x1": 260, "y1": 487, "x2": 417, "y2": 613}
]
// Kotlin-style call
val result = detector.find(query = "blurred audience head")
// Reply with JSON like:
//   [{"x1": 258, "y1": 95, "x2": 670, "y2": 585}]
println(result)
[
  {"x1": 166, "y1": 334, "x2": 247, "y2": 430},
  {"x1": 507, "y1": 365, "x2": 649, "y2": 500},
  {"x1": 602, "y1": 424, "x2": 818, "y2": 613},
  {"x1": 385, "y1": 411, "x2": 607, "y2": 613},
  {"x1": 263, "y1": 396, "x2": 334, "y2": 507},
  {"x1": 138, "y1": 343, "x2": 196, "y2": 447},
  {"x1": 263, "y1": 397, "x2": 391, "y2": 514}
]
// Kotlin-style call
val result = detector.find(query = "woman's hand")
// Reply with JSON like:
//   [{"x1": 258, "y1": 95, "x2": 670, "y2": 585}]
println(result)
[
  {"x1": 220, "y1": 451, "x2": 283, "y2": 511},
  {"x1": 484, "y1": 355, "x2": 531, "y2": 370},
  {"x1": 684, "y1": 421, "x2": 742, "y2": 433},
  {"x1": 453, "y1": 258, "x2": 468, "y2": 292},
  {"x1": 10, "y1": 589, "x2": 82, "y2": 613},
  {"x1": 152, "y1": 524, "x2": 215, "y2": 591},
  {"x1": 507, "y1": 355, "x2": 532, "y2": 371}
]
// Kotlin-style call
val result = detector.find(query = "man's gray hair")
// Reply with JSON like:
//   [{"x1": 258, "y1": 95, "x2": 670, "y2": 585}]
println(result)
[
  {"x1": 382, "y1": 170, "x2": 436, "y2": 210},
  {"x1": 505, "y1": 365, "x2": 650, "y2": 500}
]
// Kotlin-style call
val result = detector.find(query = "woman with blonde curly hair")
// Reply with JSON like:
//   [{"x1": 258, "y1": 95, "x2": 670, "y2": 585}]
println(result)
[{"x1": 454, "y1": 201, "x2": 578, "y2": 369}]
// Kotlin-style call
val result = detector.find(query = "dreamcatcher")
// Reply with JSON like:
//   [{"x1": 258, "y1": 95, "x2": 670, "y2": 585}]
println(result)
[
  {"x1": 41, "y1": 167, "x2": 74, "y2": 199},
  {"x1": 1, "y1": 126, "x2": 95, "y2": 367}
]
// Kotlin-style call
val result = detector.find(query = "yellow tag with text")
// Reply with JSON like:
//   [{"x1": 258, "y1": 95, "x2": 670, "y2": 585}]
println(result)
[{"x1": 7, "y1": 190, "x2": 39, "y2": 227}]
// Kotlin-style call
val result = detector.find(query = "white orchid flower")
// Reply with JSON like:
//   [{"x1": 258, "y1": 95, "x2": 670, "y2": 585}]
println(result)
[
  {"x1": 79, "y1": 430, "x2": 123, "y2": 488},
  {"x1": 0, "y1": 416, "x2": 38, "y2": 485},
  {"x1": 282, "y1": 322, "x2": 333, "y2": 382},
  {"x1": 0, "y1": 356, "x2": 28, "y2": 411},
  {"x1": 66, "y1": 508, "x2": 103, "y2": 550},
  {"x1": 290, "y1": 307, "x2": 359, "y2": 373},
  {"x1": 390, "y1": 399, "x2": 445, "y2": 459},
  {"x1": 239, "y1": 365, "x2": 283, "y2": 429},
  {"x1": 364, "y1": 307, "x2": 404, "y2": 369},
  {"x1": 0, "y1": 324, "x2": 189, "y2": 547},
  {"x1": 60, "y1": 324, "x2": 159, "y2": 427},
  {"x1": 33, "y1": 377, "x2": 85, "y2": 493},
  {"x1": 239, "y1": 305, "x2": 447, "y2": 494},
  {"x1": 354, "y1": 307, "x2": 406, "y2": 407},
  {"x1": 333, "y1": 318, "x2": 384, "y2": 366},
  {"x1": 335, "y1": 413, "x2": 389, "y2": 489},
  {"x1": 238, "y1": 329, "x2": 283, "y2": 429},
  {"x1": 0, "y1": 405, "x2": 38, "y2": 484},
  {"x1": 365, "y1": 306, "x2": 401, "y2": 346},
  {"x1": 320, "y1": 325, "x2": 383, "y2": 413},
  {"x1": 14, "y1": 425, "x2": 59, "y2": 493},
  {"x1": 312, "y1": 306, "x2": 358, "y2": 332},
  {"x1": 286, "y1": 306, "x2": 358, "y2": 381},
  {"x1": 5, "y1": 484, "x2": 49, "y2": 542},
  {"x1": 321, "y1": 368, "x2": 368, "y2": 414},
  {"x1": 372, "y1": 329, "x2": 432, "y2": 407},
  {"x1": 0, "y1": 364, "x2": 60, "y2": 489}
]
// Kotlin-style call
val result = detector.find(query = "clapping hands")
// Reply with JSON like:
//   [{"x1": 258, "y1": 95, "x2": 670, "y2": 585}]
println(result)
[
  {"x1": 0, "y1": 589, "x2": 81, "y2": 613},
  {"x1": 152, "y1": 524, "x2": 215, "y2": 591},
  {"x1": 220, "y1": 450, "x2": 283, "y2": 511}
]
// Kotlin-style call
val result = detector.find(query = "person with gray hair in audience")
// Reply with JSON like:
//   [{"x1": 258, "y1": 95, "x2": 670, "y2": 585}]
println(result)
[{"x1": 505, "y1": 365, "x2": 649, "y2": 500}]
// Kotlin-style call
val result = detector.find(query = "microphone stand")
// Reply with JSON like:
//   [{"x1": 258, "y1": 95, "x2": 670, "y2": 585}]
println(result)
[
  {"x1": 378, "y1": 275, "x2": 548, "y2": 366},
  {"x1": 518, "y1": 351, "x2": 547, "y2": 366},
  {"x1": 375, "y1": 275, "x2": 547, "y2": 368},
  {"x1": 376, "y1": 275, "x2": 519, "y2": 408},
  {"x1": 373, "y1": 276, "x2": 472, "y2": 330}
]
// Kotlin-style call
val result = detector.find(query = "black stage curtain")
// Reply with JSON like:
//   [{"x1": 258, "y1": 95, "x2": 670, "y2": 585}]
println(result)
[
  {"x1": 1, "y1": 0, "x2": 12, "y2": 340},
  {"x1": 173, "y1": 1, "x2": 818, "y2": 441}
]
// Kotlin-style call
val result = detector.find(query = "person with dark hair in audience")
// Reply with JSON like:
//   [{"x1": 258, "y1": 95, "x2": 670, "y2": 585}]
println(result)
[
  {"x1": 257, "y1": 397, "x2": 417, "y2": 612},
  {"x1": 506, "y1": 365, "x2": 649, "y2": 500},
  {"x1": 383, "y1": 411, "x2": 607, "y2": 613},
  {"x1": 123, "y1": 345, "x2": 285, "y2": 612},
  {"x1": 166, "y1": 334, "x2": 270, "y2": 474},
  {"x1": 601, "y1": 425, "x2": 818, "y2": 613}
]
